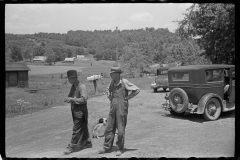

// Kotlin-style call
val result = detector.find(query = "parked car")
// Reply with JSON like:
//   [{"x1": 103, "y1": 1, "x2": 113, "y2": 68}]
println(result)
[
  {"x1": 151, "y1": 67, "x2": 169, "y2": 92},
  {"x1": 162, "y1": 65, "x2": 235, "y2": 121}
]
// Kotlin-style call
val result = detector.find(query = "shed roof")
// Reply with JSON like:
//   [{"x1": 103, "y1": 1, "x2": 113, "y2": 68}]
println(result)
[
  {"x1": 5, "y1": 62, "x2": 31, "y2": 71},
  {"x1": 33, "y1": 56, "x2": 47, "y2": 60},
  {"x1": 65, "y1": 58, "x2": 75, "y2": 62}
]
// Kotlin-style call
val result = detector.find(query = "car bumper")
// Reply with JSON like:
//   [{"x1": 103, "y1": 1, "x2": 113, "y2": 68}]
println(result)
[
  {"x1": 151, "y1": 83, "x2": 168, "y2": 89},
  {"x1": 151, "y1": 83, "x2": 158, "y2": 88}
]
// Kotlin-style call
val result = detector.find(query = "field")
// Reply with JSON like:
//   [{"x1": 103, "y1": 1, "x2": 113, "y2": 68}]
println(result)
[
  {"x1": 5, "y1": 59, "x2": 153, "y2": 118},
  {"x1": 5, "y1": 59, "x2": 235, "y2": 158}
]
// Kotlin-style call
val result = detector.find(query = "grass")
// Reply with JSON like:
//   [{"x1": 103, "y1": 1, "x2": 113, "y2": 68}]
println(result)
[{"x1": 6, "y1": 59, "x2": 155, "y2": 118}]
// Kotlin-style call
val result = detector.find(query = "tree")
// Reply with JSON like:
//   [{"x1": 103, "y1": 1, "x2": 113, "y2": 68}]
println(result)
[
  {"x1": 66, "y1": 48, "x2": 73, "y2": 58},
  {"x1": 176, "y1": 3, "x2": 235, "y2": 64},
  {"x1": 120, "y1": 43, "x2": 152, "y2": 78},
  {"x1": 22, "y1": 48, "x2": 33, "y2": 61},
  {"x1": 10, "y1": 44, "x2": 23, "y2": 62},
  {"x1": 75, "y1": 47, "x2": 85, "y2": 55},
  {"x1": 45, "y1": 48, "x2": 56, "y2": 63},
  {"x1": 33, "y1": 46, "x2": 45, "y2": 56},
  {"x1": 52, "y1": 46, "x2": 66, "y2": 62}
]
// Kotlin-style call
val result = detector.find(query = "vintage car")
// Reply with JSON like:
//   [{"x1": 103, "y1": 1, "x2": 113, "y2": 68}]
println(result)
[
  {"x1": 162, "y1": 65, "x2": 235, "y2": 121},
  {"x1": 151, "y1": 67, "x2": 169, "y2": 92}
]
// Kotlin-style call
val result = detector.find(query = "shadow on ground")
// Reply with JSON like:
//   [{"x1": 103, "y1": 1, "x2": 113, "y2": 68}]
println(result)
[
  {"x1": 162, "y1": 110, "x2": 235, "y2": 123},
  {"x1": 111, "y1": 146, "x2": 138, "y2": 153},
  {"x1": 152, "y1": 89, "x2": 169, "y2": 93}
]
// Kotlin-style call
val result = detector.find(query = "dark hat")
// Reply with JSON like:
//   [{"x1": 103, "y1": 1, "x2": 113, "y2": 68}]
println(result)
[
  {"x1": 110, "y1": 66, "x2": 122, "y2": 74},
  {"x1": 66, "y1": 70, "x2": 78, "y2": 78}
]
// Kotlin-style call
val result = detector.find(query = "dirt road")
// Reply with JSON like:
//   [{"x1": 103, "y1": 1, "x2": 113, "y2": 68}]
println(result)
[{"x1": 6, "y1": 89, "x2": 235, "y2": 158}]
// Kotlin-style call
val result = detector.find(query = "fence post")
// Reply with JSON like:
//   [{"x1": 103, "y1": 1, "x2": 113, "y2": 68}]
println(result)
[{"x1": 93, "y1": 80, "x2": 98, "y2": 95}]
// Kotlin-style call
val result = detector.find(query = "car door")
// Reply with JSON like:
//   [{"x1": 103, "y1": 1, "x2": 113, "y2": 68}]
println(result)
[{"x1": 228, "y1": 68, "x2": 235, "y2": 103}]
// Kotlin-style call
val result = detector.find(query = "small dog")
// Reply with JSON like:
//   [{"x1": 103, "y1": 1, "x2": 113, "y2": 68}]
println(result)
[{"x1": 92, "y1": 118, "x2": 107, "y2": 139}]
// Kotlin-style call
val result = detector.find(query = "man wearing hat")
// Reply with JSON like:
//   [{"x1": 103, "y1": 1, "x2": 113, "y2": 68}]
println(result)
[
  {"x1": 63, "y1": 70, "x2": 92, "y2": 155},
  {"x1": 98, "y1": 66, "x2": 140, "y2": 156}
]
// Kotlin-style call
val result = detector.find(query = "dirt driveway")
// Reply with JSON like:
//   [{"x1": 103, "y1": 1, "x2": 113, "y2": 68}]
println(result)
[{"x1": 5, "y1": 89, "x2": 235, "y2": 158}]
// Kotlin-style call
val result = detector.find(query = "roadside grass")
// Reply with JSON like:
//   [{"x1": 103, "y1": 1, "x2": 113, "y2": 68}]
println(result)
[{"x1": 6, "y1": 60, "x2": 155, "y2": 118}]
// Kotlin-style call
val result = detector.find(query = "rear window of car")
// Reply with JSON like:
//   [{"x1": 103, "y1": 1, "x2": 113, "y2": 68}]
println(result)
[
  {"x1": 205, "y1": 69, "x2": 223, "y2": 82},
  {"x1": 172, "y1": 72, "x2": 189, "y2": 81}
]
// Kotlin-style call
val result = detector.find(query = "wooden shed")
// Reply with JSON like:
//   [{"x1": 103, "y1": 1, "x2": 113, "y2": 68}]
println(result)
[{"x1": 5, "y1": 62, "x2": 31, "y2": 88}]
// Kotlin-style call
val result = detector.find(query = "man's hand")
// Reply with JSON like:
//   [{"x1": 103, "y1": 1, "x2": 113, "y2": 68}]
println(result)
[
  {"x1": 64, "y1": 97, "x2": 73, "y2": 103},
  {"x1": 108, "y1": 95, "x2": 113, "y2": 101}
]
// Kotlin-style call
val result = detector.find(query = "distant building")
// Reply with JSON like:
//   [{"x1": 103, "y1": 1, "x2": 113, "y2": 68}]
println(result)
[
  {"x1": 77, "y1": 55, "x2": 85, "y2": 60},
  {"x1": 33, "y1": 56, "x2": 47, "y2": 62},
  {"x1": 5, "y1": 62, "x2": 31, "y2": 88},
  {"x1": 64, "y1": 57, "x2": 75, "y2": 64}
]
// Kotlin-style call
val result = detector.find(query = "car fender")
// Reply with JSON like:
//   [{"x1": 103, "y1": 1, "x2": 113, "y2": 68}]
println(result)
[{"x1": 196, "y1": 93, "x2": 223, "y2": 114}]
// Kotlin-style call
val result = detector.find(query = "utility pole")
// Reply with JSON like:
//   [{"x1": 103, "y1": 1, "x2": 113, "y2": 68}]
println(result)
[{"x1": 115, "y1": 26, "x2": 119, "y2": 66}]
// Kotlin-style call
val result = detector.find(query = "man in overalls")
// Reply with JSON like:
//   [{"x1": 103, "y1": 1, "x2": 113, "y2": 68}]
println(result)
[
  {"x1": 63, "y1": 70, "x2": 92, "y2": 155},
  {"x1": 98, "y1": 66, "x2": 140, "y2": 156}
]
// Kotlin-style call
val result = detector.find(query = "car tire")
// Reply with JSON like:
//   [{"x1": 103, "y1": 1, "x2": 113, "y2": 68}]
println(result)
[
  {"x1": 169, "y1": 109, "x2": 185, "y2": 116},
  {"x1": 163, "y1": 88, "x2": 167, "y2": 92},
  {"x1": 203, "y1": 98, "x2": 221, "y2": 121},
  {"x1": 169, "y1": 88, "x2": 189, "y2": 113},
  {"x1": 153, "y1": 88, "x2": 157, "y2": 93}
]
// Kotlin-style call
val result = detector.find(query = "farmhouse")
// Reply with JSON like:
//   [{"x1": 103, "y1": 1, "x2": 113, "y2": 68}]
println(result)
[
  {"x1": 33, "y1": 56, "x2": 47, "y2": 62},
  {"x1": 5, "y1": 62, "x2": 30, "y2": 88},
  {"x1": 64, "y1": 57, "x2": 75, "y2": 64}
]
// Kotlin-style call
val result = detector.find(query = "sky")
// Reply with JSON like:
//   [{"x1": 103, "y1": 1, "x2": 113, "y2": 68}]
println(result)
[{"x1": 5, "y1": 3, "x2": 192, "y2": 34}]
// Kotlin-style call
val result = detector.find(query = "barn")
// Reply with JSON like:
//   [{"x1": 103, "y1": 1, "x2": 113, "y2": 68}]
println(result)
[
  {"x1": 6, "y1": 62, "x2": 31, "y2": 88},
  {"x1": 33, "y1": 56, "x2": 47, "y2": 62},
  {"x1": 64, "y1": 57, "x2": 75, "y2": 64}
]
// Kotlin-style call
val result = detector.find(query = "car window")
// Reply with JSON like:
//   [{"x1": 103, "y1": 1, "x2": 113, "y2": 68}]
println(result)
[
  {"x1": 157, "y1": 70, "x2": 168, "y2": 75},
  {"x1": 231, "y1": 69, "x2": 235, "y2": 85},
  {"x1": 172, "y1": 72, "x2": 189, "y2": 81},
  {"x1": 232, "y1": 70, "x2": 235, "y2": 80},
  {"x1": 205, "y1": 69, "x2": 223, "y2": 82}
]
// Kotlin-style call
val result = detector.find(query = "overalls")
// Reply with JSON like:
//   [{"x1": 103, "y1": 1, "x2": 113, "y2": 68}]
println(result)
[
  {"x1": 68, "y1": 83, "x2": 91, "y2": 149},
  {"x1": 103, "y1": 81, "x2": 128, "y2": 150}
]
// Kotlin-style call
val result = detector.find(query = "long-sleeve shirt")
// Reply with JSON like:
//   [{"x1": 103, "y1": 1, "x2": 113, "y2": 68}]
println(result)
[
  {"x1": 68, "y1": 82, "x2": 88, "y2": 105},
  {"x1": 106, "y1": 78, "x2": 140, "y2": 101}
]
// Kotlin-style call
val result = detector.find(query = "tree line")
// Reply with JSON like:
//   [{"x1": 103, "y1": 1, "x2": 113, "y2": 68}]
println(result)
[{"x1": 5, "y1": 3, "x2": 234, "y2": 76}]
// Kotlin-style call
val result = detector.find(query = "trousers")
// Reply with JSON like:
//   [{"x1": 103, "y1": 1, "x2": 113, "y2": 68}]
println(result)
[{"x1": 103, "y1": 83, "x2": 128, "y2": 150}]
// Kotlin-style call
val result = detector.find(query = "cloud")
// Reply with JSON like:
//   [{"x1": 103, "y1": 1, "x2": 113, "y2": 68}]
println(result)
[
  {"x1": 129, "y1": 12, "x2": 153, "y2": 22},
  {"x1": 87, "y1": 16, "x2": 105, "y2": 22},
  {"x1": 5, "y1": 22, "x2": 51, "y2": 34},
  {"x1": 10, "y1": 14, "x2": 20, "y2": 19},
  {"x1": 87, "y1": 16, "x2": 116, "y2": 22},
  {"x1": 35, "y1": 23, "x2": 52, "y2": 29},
  {"x1": 118, "y1": 23, "x2": 130, "y2": 30},
  {"x1": 99, "y1": 23, "x2": 113, "y2": 29},
  {"x1": 161, "y1": 22, "x2": 178, "y2": 32}
]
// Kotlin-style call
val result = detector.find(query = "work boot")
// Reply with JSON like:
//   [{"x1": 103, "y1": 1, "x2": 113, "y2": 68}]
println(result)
[
  {"x1": 98, "y1": 148, "x2": 111, "y2": 154},
  {"x1": 81, "y1": 142, "x2": 92, "y2": 149},
  {"x1": 116, "y1": 150, "x2": 123, "y2": 156},
  {"x1": 63, "y1": 147, "x2": 74, "y2": 155}
]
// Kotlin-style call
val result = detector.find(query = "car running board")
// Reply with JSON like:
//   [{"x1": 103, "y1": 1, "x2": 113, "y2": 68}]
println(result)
[{"x1": 222, "y1": 100, "x2": 235, "y2": 112}]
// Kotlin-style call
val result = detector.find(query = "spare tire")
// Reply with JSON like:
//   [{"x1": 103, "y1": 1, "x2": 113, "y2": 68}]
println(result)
[{"x1": 169, "y1": 88, "x2": 189, "y2": 113}]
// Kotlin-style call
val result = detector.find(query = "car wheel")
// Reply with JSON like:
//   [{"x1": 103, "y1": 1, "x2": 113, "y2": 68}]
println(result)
[
  {"x1": 169, "y1": 109, "x2": 185, "y2": 116},
  {"x1": 153, "y1": 88, "x2": 157, "y2": 93},
  {"x1": 169, "y1": 88, "x2": 189, "y2": 113},
  {"x1": 203, "y1": 98, "x2": 221, "y2": 121},
  {"x1": 163, "y1": 88, "x2": 167, "y2": 92}
]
